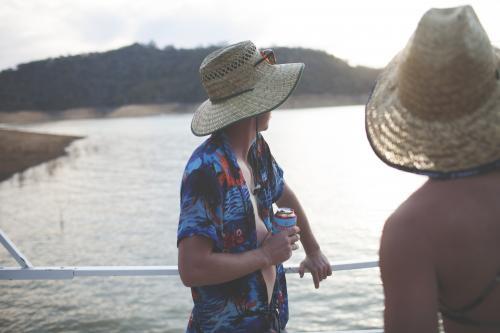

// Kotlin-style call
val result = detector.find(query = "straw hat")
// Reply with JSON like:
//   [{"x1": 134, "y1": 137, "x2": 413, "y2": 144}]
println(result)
[
  {"x1": 191, "y1": 41, "x2": 304, "y2": 136},
  {"x1": 366, "y1": 6, "x2": 500, "y2": 178}
]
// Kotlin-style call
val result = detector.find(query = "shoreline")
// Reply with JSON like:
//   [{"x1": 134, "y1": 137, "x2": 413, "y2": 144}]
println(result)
[
  {"x1": 0, "y1": 94, "x2": 368, "y2": 125},
  {"x1": 0, "y1": 128, "x2": 83, "y2": 182},
  {"x1": 0, "y1": 96, "x2": 366, "y2": 183},
  {"x1": 0, "y1": 103, "x2": 198, "y2": 125}
]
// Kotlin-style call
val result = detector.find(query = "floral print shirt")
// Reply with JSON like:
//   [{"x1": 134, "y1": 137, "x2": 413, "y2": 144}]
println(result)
[{"x1": 178, "y1": 131, "x2": 287, "y2": 332}]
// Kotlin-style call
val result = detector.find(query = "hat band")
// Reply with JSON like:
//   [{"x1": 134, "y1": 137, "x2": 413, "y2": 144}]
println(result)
[{"x1": 209, "y1": 88, "x2": 254, "y2": 104}]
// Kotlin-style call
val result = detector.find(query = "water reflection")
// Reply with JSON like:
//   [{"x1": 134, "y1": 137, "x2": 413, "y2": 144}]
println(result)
[{"x1": 10, "y1": 139, "x2": 102, "y2": 189}]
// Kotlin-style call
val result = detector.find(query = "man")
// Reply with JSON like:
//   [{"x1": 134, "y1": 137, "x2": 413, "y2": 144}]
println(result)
[{"x1": 177, "y1": 41, "x2": 331, "y2": 332}]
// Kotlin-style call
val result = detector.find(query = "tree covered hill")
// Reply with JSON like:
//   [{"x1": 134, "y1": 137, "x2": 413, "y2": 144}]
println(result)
[{"x1": 0, "y1": 43, "x2": 380, "y2": 112}]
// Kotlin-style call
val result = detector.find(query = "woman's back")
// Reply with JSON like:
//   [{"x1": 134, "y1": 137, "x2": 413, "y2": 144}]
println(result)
[
  {"x1": 429, "y1": 172, "x2": 500, "y2": 332},
  {"x1": 381, "y1": 171, "x2": 500, "y2": 332}
]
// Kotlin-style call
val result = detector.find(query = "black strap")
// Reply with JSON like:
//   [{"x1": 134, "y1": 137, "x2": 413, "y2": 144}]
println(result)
[
  {"x1": 440, "y1": 307, "x2": 500, "y2": 328},
  {"x1": 439, "y1": 272, "x2": 500, "y2": 327},
  {"x1": 253, "y1": 117, "x2": 262, "y2": 195}
]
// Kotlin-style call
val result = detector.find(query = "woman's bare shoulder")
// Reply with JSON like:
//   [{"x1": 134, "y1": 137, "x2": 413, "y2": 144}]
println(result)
[
  {"x1": 380, "y1": 179, "x2": 457, "y2": 256},
  {"x1": 385, "y1": 181, "x2": 440, "y2": 227},
  {"x1": 382, "y1": 173, "x2": 500, "y2": 251}
]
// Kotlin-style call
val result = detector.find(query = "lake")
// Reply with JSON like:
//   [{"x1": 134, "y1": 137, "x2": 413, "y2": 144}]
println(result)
[{"x1": 0, "y1": 106, "x2": 424, "y2": 332}]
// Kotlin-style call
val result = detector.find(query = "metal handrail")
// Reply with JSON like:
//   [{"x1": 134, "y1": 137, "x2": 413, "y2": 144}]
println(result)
[
  {"x1": 0, "y1": 260, "x2": 378, "y2": 280},
  {"x1": 0, "y1": 227, "x2": 382, "y2": 332},
  {"x1": 0, "y1": 227, "x2": 378, "y2": 280},
  {"x1": 0, "y1": 228, "x2": 32, "y2": 268}
]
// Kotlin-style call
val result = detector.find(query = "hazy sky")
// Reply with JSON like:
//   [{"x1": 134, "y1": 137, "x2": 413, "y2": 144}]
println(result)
[{"x1": 1, "y1": 0, "x2": 499, "y2": 71}]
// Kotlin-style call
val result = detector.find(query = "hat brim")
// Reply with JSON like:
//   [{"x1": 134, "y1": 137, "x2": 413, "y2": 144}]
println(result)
[
  {"x1": 366, "y1": 48, "x2": 500, "y2": 177},
  {"x1": 191, "y1": 62, "x2": 304, "y2": 136}
]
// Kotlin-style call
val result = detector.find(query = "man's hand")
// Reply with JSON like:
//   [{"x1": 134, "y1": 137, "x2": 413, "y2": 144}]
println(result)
[
  {"x1": 260, "y1": 226, "x2": 301, "y2": 266},
  {"x1": 298, "y1": 250, "x2": 332, "y2": 289}
]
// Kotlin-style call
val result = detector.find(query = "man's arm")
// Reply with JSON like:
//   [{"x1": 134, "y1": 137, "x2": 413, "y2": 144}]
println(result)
[
  {"x1": 380, "y1": 213, "x2": 439, "y2": 333},
  {"x1": 276, "y1": 182, "x2": 332, "y2": 288},
  {"x1": 178, "y1": 226, "x2": 300, "y2": 287}
]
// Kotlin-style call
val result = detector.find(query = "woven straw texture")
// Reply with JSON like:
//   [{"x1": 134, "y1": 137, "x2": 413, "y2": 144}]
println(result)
[
  {"x1": 366, "y1": 6, "x2": 500, "y2": 175},
  {"x1": 192, "y1": 41, "x2": 304, "y2": 136}
]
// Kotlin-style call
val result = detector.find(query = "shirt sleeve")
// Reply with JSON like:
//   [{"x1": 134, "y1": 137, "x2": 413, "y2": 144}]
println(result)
[{"x1": 177, "y1": 160, "x2": 222, "y2": 248}]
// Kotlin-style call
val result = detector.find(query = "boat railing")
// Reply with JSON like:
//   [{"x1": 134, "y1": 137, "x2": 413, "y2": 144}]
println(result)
[{"x1": 0, "y1": 227, "x2": 383, "y2": 332}]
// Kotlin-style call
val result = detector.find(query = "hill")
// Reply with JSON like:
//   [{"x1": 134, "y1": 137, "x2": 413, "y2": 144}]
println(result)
[{"x1": 0, "y1": 43, "x2": 380, "y2": 113}]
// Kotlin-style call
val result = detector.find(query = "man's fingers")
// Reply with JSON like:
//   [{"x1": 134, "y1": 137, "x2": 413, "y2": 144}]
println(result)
[
  {"x1": 289, "y1": 234, "x2": 300, "y2": 244},
  {"x1": 312, "y1": 271, "x2": 320, "y2": 289},
  {"x1": 318, "y1": 267, "x2": 325, "y2": 281},
  {"x1": 299, "y1": 262, "x2": 304, "y2": 278},
  {"x1": 317, "y1": 266, "x2": 324, "y2": 280},
  {"x1": 286, "y1": 226, "x2": 300, "y2": 236},
  {"x1": 322, "y1": 265, "x2": 329, "y2": 280}
]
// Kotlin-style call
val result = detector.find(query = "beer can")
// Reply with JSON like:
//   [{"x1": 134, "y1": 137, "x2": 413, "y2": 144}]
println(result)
[{"x1": 272, "y1": 207, "x2": 297, "y2": 234}]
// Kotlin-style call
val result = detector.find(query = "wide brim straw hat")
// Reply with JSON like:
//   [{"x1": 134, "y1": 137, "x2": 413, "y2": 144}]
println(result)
[
  {"x1": 191, "y1": 41, "x2": 304, "y2": 136},
  {"x1": 366, "y1": 5, "x2": 500, "y2": 179}
]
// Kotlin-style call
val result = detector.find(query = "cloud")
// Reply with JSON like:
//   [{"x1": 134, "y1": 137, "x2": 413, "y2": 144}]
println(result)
[
  {"x1": 134, "y1": 14, "x2": 250, "y2": 48},
  {"x1": 0, "y1": 0, "x2": 499, "y2": 70}
]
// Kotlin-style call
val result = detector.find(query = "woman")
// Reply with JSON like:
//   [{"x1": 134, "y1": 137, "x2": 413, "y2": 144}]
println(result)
[
  {"x1": 177, "y1": 41, "x2": 331, "y2": 332},
  {"x1": 366, "y1": 6, "x2": 500, "y2": 333}
]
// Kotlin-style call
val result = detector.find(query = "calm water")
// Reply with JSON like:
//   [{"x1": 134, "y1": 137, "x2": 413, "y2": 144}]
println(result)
[{"x1": 0, "y1": 106, "x2": 424, "y2": 332}]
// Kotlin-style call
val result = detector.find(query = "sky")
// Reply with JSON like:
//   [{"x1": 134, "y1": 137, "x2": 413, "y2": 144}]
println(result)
[{"x1": 1, "y1": 0, "x2": 500, "y2": 71}]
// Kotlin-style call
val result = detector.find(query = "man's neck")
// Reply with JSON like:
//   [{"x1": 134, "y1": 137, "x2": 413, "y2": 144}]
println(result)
[{"x1": 223, "y1": 119, "x2": 256, "y2": 163}]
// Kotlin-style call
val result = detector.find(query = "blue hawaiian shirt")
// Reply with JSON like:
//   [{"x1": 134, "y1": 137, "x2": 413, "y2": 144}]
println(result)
[{"x1": 178, "y1": 131, "x2": 287, "y2": 332}]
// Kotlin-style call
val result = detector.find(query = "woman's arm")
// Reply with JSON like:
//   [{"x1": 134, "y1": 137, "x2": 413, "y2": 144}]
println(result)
[
  {"x1": 380, "y1": 212, "x2": 439, "y2": 333},
  {"x1": 178, "y1": 226, "x2": 300, "y2": 287},
  {"x1": 277, "y1": 182, "x2": 332, "y2": 288}
]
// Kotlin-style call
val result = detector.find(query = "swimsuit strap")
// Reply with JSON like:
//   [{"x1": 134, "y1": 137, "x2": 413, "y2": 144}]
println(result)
[
  {"x1": 439, "y1": 271, "x2": 500, "y2": 327},
  {"x1": 440, "y1": 309, "x2": 500, "y2": 328}
]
